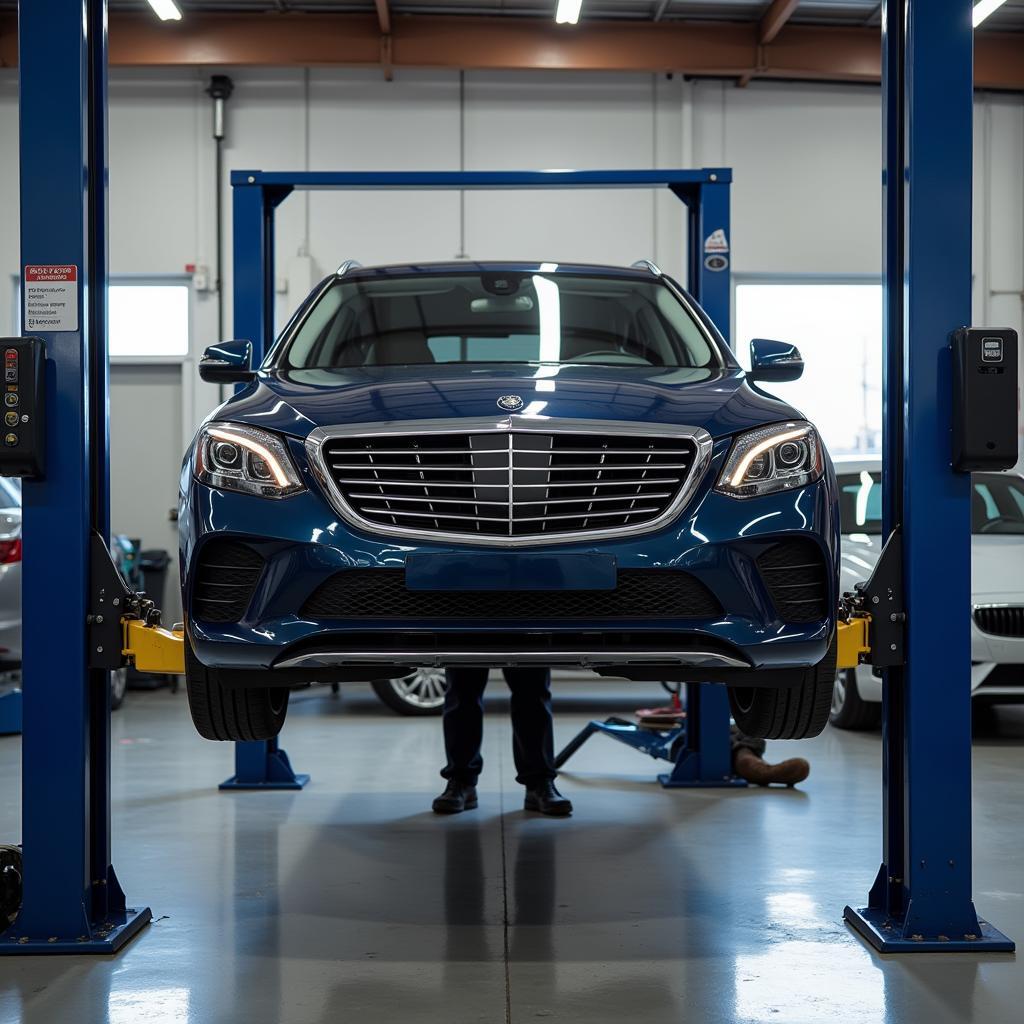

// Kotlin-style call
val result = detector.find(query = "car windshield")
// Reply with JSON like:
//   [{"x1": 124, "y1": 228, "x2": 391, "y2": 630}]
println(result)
[
  {"x1": 0, "y1": 478, "x2": 20, "y2": 509},
  {"x1": 278, "y1": 272, "x2": 720, "y2": 370},
  {"x1": 838, "y1": 470, "x2": 1024, "y2": 536}
]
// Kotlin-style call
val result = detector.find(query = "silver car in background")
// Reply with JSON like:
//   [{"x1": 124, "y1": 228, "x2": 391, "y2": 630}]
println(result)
[
  {"x1": 0, "y1": 477, "x2": 128, "y2": 709},
  {"x1": 830, "y1": 456, "x2": 1024, "y2": 729},
  {"x1": 0, "y1": 478, "x2": 21, "y2": 669}
]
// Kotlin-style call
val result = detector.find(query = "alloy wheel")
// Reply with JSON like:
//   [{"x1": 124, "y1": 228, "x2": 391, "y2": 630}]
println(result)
[{"x1": 389, "y1": 668, "x2": 447, "y2": 711}]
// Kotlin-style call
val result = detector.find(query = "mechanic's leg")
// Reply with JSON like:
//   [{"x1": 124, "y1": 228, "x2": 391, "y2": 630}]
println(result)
[
  {"x1": 434, "y1": 667, "x2": 488, "y2": 813},
  {"x1": 504, "y1": 668, "x2": 572, "y2": 816},
  {"x1": 731, "y1": 724, "x2": 810, "y2": 787}
]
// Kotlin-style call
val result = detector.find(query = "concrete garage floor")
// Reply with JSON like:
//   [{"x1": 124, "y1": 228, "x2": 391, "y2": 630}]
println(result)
[{"x1": 0, "y1": 680, "x2": 1021, "y2": 1024}]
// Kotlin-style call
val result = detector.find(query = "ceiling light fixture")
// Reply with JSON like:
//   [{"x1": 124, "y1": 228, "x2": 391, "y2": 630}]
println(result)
[
  {"x1": 147, "y1": 0, "x2": 183, "y2": 21},
  {"x1": 973, "y1": 0, "x2": 1008, "y2": 27},
  {"x1": 555, "y1": 0, "x2": 583, "y2": 25}
]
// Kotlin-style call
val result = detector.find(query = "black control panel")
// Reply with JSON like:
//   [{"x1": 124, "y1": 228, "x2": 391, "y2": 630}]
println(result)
[
  {"x1": 951, "y1": 327, "x2": 1019, "y2": 472},
  {"x1": 0, "y1": 337, "x2": 45, "y2": 478}
]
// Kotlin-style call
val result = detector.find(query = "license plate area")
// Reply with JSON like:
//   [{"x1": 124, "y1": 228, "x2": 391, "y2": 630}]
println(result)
[{"x1": 405, "y1": 552, "x2": 616, "y2": 591}]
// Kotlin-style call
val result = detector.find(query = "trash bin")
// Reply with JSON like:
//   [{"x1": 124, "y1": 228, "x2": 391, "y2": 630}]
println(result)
[{"x1": 139, "y1": 549, "x2": 171, "y2": 613}]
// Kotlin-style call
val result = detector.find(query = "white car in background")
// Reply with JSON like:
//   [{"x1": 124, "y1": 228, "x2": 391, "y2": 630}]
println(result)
[{"x1": 830, "y1": 456, "x2": 1024, "y2": 729}]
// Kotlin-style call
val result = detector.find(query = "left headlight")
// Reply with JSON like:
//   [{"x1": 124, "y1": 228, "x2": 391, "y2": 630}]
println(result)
[
  {"x1": 714, "y1": 420, "x2": 824, "y2": 499},
  {"x1": 195, "y1": 421, "x2": 305, "y2": 498}
]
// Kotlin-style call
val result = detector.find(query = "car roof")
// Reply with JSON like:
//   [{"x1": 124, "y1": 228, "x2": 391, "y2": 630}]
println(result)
[{"x1": 337, "y1": 260, "x2": 662, "y2": 281}]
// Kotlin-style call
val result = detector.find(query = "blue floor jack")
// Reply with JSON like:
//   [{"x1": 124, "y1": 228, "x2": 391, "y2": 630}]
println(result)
[{"x1": 555, "y1": 681, "x2": 747, "y2": 789}]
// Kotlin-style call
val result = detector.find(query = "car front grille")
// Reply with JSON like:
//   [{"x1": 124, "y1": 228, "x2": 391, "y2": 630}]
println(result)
[
  {"x1": 301, "y1": 568, "x2": 723, "y2": 620},
  {"x1": 313, "y1": 423, "x2": 706, "y2": 544},
  {"x1": 974, "y1": 606, "x2": 1024, "y2": 638},
  {"x1": 756, "y1": 539, "x2": 829, "y2": 623},
  {"x1": 193, "y1": 539, "x2": 264, "y2": 623}
]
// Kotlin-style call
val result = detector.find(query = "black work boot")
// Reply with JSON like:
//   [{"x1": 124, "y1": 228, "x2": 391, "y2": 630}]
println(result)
[
  {"x1": 523, "y1": 780, "x2": 573, "y2": 817},
  {"x1": 432, "y1": 780, "x2": 478, "y2": 815}
]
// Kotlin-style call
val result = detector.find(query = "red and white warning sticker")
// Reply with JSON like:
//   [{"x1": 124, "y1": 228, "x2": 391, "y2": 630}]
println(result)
[
  {"x1": 24, "y1": 264, "x2": 78, "y2": 333},
  {"x1": 703, "y1": 229, "x2": 730, "y2": 254}
]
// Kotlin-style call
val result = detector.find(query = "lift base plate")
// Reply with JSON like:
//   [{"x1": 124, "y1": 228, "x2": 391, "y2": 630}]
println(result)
[
  {"x1": 844, "y1": 905, "x2": 1015, "y2": 953},
  {"x1": 658, "y1": 773, "x2": 747, "y2": 789},
  {"x1": 219, "y1": 773, "x2": 310, "y2": 791},
  {"x1": 0, "y1": 906, "x2": 151, "y2": 955},
  {"x1": 219, "y1": 740, "x2": 310, "y2": 791}
]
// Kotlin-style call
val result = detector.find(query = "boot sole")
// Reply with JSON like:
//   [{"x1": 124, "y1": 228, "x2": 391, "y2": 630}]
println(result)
[
  {"x1": 523, "y1": 797, "x2": 572, "y2": 817},
  {"x1": 432, "y1": 797, "x2": 479, "y2": 815}
]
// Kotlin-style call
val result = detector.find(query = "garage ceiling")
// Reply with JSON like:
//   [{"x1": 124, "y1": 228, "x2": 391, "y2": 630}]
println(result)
[
  {"x1": 0, "y1": 1, "x2": 1020, "y2": 86},
  {"x1": 70, "y1": 0, "x2": 1024, "y2": 30}
]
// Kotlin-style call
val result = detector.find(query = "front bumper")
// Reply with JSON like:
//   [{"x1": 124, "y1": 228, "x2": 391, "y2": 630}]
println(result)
[{"x1": 181, "y1": 439, "x2": 839, "y2": 682}]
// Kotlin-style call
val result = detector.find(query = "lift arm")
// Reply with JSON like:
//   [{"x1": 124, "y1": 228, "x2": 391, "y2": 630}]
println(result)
[
  {"x1": 122, "y1": 618, "x2": 184, "y2": 675},
  {"x1": 834, "y1": 529, "x2": 905, "y2": 672}
]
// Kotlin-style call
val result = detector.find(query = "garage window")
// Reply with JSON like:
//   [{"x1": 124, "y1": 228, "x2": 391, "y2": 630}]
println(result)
[
  {"x1": 109, "y1": 282, "x2": 190, "y2": 360},
  {"x1": 735, "y1": 280, "x2": 882, "y2": 454}
]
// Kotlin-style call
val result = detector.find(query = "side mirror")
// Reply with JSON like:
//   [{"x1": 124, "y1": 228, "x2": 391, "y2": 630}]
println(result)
[
  {"x1": 199, "y1": 340, "x2": 255, "y2": 384},
  {"x1": 749, "y1": 338, "x2": 804, "y2": 383}
]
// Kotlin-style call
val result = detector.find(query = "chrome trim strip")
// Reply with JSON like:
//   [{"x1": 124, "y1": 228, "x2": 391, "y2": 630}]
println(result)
[
  {"x1": 305, "y1": 416, "x2": 714, "y2": 548},
  {"x1": 630, "y1": 258, "x2": 663, "y2": 276},
  {"x1": 276, "y1": 648, "x2": 749, "y2": 670},
  {"x1": 335, "y1": 259, "x2": 363, "y2": 276}
]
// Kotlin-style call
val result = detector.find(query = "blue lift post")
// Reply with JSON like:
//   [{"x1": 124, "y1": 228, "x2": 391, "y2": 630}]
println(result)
[
  {"x1": 226, "y1": 167, "x2": 738, "y2": 790},
  {"x1": 0, "y1": 0, "x2": 151, "y2": 954},
  {"x1": 843, "y1": 0, "x2": 1013, "y2": 953}
]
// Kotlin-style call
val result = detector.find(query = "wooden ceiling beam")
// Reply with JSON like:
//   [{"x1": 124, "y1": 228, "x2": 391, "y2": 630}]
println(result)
[{"x1": 0, "y1": 14, "x2": 1018, "y2": 92}]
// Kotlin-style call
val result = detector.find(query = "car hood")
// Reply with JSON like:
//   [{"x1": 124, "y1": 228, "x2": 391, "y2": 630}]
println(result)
[
  {"x1": 840, "y1": 532, "x2": 1024, "y2": 601},
  {"x1": 220, "y1": 364, "x2": 799, "y2": 441}
]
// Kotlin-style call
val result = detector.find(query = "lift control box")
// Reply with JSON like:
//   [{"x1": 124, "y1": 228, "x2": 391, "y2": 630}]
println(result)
[
  {"x1": 952, "y1": 327, "x2": 1019, "y2": 472},
  {"x1": 0, "y1": 337, "x2": 45, "y2": 478}
]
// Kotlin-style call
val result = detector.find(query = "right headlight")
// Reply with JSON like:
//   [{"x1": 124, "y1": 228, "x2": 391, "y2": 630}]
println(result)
[
  {"x1": 714, "y1": 421, "x2": 824, "y2": 499},
  {"x1": 195, "y1": 421, "x2": 305, "y2": 498}
]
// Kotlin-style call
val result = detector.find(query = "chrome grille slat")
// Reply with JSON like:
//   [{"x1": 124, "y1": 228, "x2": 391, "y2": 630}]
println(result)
[
  {"x1": 346, "y1": 491, "x2": 674, "y2": 507},
  {"x1": 309, "y1": 417, "x2": 712, "y2": 547},
  {"x1": 334, "y1": 476, "x2": 684, "y2": 488}
]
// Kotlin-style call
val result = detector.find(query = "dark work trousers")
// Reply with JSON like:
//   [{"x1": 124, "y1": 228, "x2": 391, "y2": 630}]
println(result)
[
  {"x1": 441, "y1": 667, "x2": 557, "y2": 788},
  {"x1": 730, "y1": 725, "x2": 766, "y2": 759}
]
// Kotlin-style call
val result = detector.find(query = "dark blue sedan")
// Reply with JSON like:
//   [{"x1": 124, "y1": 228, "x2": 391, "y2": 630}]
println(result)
[{"x1": 179, "y1": 261, "x2": 839, "y2": 743}]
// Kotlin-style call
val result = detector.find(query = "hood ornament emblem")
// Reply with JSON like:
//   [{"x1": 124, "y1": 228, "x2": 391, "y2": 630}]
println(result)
[{"x1": 497, "y1": 394, "x2": 524, "y2": 412}]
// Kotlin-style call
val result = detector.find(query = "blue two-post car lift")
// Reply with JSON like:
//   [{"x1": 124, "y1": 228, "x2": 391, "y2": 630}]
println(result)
[
  {"x1": 1, "y1": 0, "x2": 1013, "y2": 958},
  {"x1": 226, "y1": 165, "x2": 739, "y2": 792}
]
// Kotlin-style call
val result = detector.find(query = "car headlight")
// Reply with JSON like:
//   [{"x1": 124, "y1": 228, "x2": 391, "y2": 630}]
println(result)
[
  {"x1": 715, "y1": 421, "x2": 824, "y2": 498},
  {"x1": 195, "y1": 422, "x2": 304, "y2": 498}
]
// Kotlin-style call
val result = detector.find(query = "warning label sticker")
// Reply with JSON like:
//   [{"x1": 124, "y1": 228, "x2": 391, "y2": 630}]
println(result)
[
  {"x1": 24, "y1": 265, "x2": 78, "y2": 333},
  {"x1": 703, "y1": 229, "x2": 730, "y2": 254}
]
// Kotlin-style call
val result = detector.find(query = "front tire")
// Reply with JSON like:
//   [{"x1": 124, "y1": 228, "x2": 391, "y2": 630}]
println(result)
[
  {"x1": 829, "y1": 668, "x2": 881, "y2": 730},
  {"x1": 185, "y1": 640, "x2": 289, "y2": 741},
  {"x1": 371, "y1": 668, "x2": 447, "y2": 716},
  {"x1": 727, "y1": 635, "x2": 837, "y2": 740},
  {"x1": 110, "y1": 666, "x2": 128, "y2": 711}
]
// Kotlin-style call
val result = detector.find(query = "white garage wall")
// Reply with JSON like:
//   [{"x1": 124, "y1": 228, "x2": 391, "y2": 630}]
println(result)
[{"x1": 0, "y1": 68, "x2": 1020, "y2": 598}]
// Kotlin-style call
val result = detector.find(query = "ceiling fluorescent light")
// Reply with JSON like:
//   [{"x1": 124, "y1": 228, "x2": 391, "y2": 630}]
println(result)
[
  {"x1": 147, "y1": 0, "x2": 183, "y2": 21},
  {"x1": 973, "y1": 0, "x2": 1008, "y2": 27},
  {"x1": 555, "y1": 0, "x2": 583, "y2": 25}
]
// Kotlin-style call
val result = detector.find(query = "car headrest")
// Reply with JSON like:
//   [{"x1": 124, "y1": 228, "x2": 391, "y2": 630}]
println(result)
[{"x1": 367, "y1": 331, "x2": 436, "y2": 366}]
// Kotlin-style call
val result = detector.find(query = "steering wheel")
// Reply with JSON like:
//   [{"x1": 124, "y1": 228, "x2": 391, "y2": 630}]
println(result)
[{"x1": 979, "y1": 515, "x2": 1023, "y2": 534}]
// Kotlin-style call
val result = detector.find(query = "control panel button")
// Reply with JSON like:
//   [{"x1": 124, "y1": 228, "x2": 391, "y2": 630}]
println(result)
[
  {"x1": 3, "y1": 394, "x2": 17, "y2": 408},
  {"x1": 3, "y1": 412, "x2": 17, "y2": 427},
  {"x1": 4, "y1": 368, "x2": 16, "y2": 384},
  {"x1": 4, "y1": 433, "x2": 17, "y2": 447}
]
